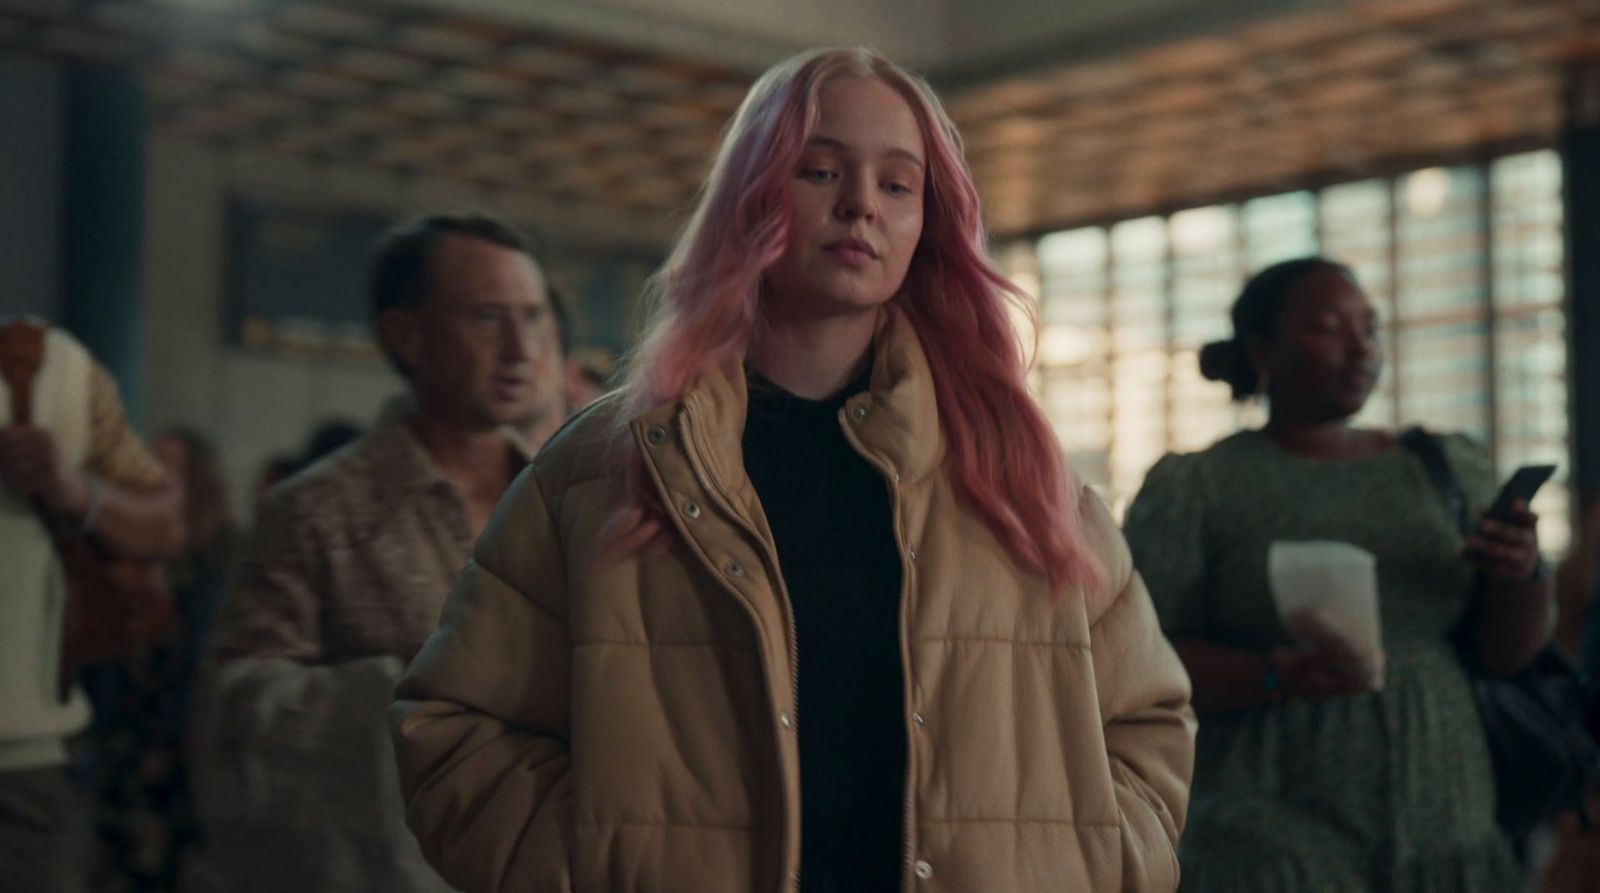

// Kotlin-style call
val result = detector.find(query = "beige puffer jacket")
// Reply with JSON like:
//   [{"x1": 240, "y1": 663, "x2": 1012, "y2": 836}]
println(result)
[{"x1": 391, "y1": 309, "x2": 1196, "y2": 892}]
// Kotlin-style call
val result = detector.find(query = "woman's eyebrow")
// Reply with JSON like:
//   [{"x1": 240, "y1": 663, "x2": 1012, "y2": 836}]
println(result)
[{"x1": 805, "y1": 135, "x2": 925, "y2": 170}]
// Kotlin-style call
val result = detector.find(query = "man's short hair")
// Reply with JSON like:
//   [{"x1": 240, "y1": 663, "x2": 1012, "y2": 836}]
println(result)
[{"x1": 368, "y1": 212, "x2": 569, "y2": 374}]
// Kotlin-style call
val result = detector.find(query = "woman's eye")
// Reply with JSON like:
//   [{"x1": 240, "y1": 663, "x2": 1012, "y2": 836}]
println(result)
[
  {"x1": 800, "y1": 168, "x2": 837, "y2": 183},
  {"x1": 884, "y1": 181, "x2": 913, "y2": 196}
]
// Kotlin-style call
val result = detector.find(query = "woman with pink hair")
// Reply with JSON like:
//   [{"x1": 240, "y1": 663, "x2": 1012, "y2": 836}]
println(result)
[{"x1": 391, "y1": 47, "x2": 1195, "y2": 892}]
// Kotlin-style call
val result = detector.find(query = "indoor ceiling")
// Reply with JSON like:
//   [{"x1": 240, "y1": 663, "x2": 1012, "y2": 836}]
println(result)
[
  {"x1": 954, "y1": 0, "x2": 1600, "y2": 233},
  {"x1": 3, "y1": 0, "x2": 1599, "y2": 240}
]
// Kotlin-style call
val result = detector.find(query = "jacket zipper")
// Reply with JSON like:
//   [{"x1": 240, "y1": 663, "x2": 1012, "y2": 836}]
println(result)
[
  {"x1": 837, "y1": 410, "x2": 918, "y2": 892},
  {"x1": 675, "y1": 405, "x2": 805, "y2": 890}
]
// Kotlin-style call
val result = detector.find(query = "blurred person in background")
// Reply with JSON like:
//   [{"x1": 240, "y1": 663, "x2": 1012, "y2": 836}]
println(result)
[
  {"x1": 374, "y1": 285, "x2": 570, "y2": 459},
  {"x1": 1123, "y1": 257, "x2": 1553, "y2": 891},
  {"x1": 391, "y1": 47, "x2": 1194, "y2": 893},
  {"x1": 295, "y1": 419, "x2": 365, "y2": 474},
  {"x1": 1555, "y1": 492, "x2": 1600, "y2": 674},
  {"x1": 1537, "y1": 789, "x2": 1600, "y2": 893},
  {"x1": 248, "y1": 452, "x2": 299, "y2": 510},
  {"x1": 0, "y1": 320, "x2": 184, "y2": 893},
  {"x1": 150, "y1": 429, "x2": 236, "y2": 724},
  {"x1": 89, "y1": 427, "x2": 236, "y2": 893},
  {"x1": 1539, "y1": 492, "x2": 1600, "y2": 893},
  {"x1": 511, "y1": 285, "x2": 572, "y2": 452},
  {"x1": 191, "y1": 211, "x2": 562, "y2": 893},
  {"x1": 564, "y1": 344, "x2": 616, "y2": 411},
  {"x1": 247, "y1": 421, "x2": 364, "y2": 524}
]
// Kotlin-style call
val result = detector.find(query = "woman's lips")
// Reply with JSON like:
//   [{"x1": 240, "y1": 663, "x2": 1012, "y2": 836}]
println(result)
[{"x1": 825, "y1": 238, "x2": 877, "y2": 268}]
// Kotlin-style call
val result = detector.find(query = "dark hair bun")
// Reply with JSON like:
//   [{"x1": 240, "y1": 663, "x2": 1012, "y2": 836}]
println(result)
[{"x1": 1198, "y1": 339, "x2": 1258, "y2": 401}]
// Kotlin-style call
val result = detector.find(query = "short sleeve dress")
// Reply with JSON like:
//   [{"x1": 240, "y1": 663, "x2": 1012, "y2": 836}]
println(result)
[{"x1": 1123, "y1": 429, "x2": 1518, "y2": 893}]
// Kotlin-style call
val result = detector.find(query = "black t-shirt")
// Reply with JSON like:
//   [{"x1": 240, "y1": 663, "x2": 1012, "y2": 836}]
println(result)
[{"x1": 741, "y1": 368, "x2": 907, "y2": 893}]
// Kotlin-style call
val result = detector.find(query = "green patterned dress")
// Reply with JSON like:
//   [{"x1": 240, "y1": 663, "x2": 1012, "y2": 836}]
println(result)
[{"x1": 1123, "y1": 430, "x2": 1517, "y2": 893}]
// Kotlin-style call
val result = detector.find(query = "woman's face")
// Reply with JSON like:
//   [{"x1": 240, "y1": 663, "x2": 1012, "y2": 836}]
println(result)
[
  {"x1": 1256, "y1": 266, "x2": 1383, "y2": 421},
  {"x1": 763, "y1": 75, "x2": 926, "y2": 326}
]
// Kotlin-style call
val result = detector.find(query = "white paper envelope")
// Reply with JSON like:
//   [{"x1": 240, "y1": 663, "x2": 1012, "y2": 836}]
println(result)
[{"x1": 1267, "y1": 540, "x2": 1385, "y2": 689}]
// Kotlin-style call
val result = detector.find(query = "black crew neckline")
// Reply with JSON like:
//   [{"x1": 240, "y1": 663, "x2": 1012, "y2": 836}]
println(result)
[{"x1": 745, "y1": 363, "x2": 873, "y2": 415}]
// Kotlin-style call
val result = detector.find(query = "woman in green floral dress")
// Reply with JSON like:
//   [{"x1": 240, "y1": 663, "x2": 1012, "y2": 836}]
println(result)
[{"x1": 1124, "y1": 258, "x2": 1555, "y2": 892}]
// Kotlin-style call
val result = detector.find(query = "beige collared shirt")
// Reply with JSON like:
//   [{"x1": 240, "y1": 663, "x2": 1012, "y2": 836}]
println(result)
[{"x1": 211, "y1": 417, "x2": 530, "y2": 667}]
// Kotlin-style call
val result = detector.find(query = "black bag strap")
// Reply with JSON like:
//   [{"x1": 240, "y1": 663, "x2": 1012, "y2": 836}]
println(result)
[
  {"x1": 1400, "y1": 426, "x2": 1470, "y2": 536},
  {"x1": 1401, "y1": 426, "x2": 1490, "y2": 668}
]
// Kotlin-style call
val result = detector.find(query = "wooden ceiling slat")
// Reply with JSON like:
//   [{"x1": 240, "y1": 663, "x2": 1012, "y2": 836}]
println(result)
[{"x1": 4, "y1": 0, "x2": 1596, "y2": 234}]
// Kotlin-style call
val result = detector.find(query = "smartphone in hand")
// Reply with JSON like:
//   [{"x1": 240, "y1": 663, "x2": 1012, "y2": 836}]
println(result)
[{"x1": 1485, "y1": 464, "x2": 1557, "y2": 522}]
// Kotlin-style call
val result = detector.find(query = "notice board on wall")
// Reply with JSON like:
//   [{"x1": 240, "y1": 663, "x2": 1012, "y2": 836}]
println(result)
[{"x1": 227, "y1": 197, "x2": 659, "y2": 360}]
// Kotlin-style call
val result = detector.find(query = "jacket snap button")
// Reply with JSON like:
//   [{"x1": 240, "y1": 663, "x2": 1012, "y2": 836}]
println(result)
[
  {"x1": 907, "y1": 549, "x2": 917, "y2": 561},
  {"x1": 913, "y1": 712, "x2": 925, "y2": 727},
  {"x1": 914, "y1": 860, "x2": 933, "y2": 879},
  {"x1": 682, "y1": 500, "x2": 701, "y2": 519},
  {"x1": 724, "y1": 561, "x2": 744, "y2": 578},
  {"x1": 779, "y1": 712, "x2": 793, "y2": 729},
  {"x1": 850, "y1": 404, "x2": 868, "y2": 421},
  {"x1": 646, "y1": 425, "x2": 667, "y2": 445}
]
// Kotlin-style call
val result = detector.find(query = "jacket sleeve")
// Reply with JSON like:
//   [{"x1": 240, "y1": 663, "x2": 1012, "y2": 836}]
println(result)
[
  {"x1": 1082, "y1": 488, "x2": 1197, "y2": 892},
  {"x1": 390, "y1": 466, "x2": 574, "y2": 893},
  {"x1": 85, "y1": 361, "x2": 169, "y2": 490}
]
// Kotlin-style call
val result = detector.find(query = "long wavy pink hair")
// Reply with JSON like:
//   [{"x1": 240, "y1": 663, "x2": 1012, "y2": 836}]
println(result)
[{"x1": 606, "y1": 47, "x2": 1105, "y2": 599}]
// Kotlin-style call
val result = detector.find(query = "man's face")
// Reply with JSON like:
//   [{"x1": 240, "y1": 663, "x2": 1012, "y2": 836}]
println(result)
[{"x1": 388, "y1": 234, "x2": 564, "y2": 430}]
